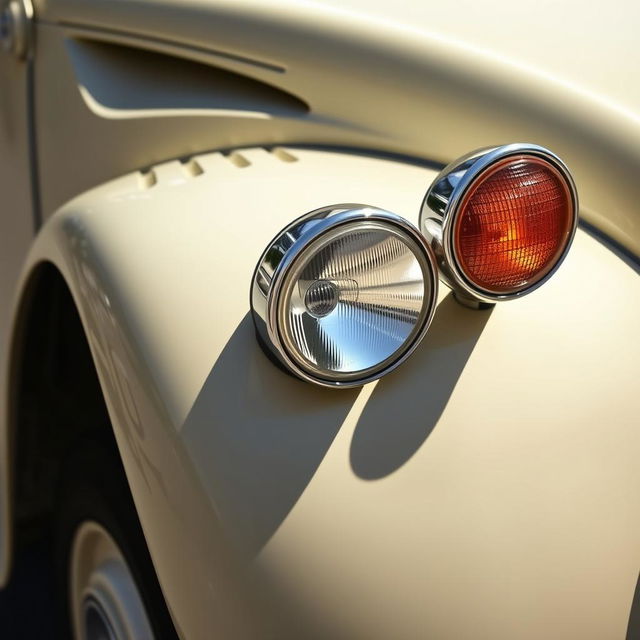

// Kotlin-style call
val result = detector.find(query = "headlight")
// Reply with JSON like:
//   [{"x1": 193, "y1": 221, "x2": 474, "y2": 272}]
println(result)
[{"x1": 251, "y1": 204, "x2": 438, "y2": 388}]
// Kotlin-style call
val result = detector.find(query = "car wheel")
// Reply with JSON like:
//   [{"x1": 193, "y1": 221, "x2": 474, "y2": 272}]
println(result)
[
  {"x1": 55, "y1": 437, "x2": 177, "y2": 640},
  {"x1": 68, "y1": 519, "x2": 154, "y2": 640}
]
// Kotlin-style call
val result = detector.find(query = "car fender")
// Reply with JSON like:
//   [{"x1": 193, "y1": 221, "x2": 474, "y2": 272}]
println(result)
[{"x1": 3, "y1": 146, "x2": 640, "y2": 639}]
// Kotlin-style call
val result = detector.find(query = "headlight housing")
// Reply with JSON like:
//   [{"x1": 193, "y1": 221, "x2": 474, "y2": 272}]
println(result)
[{"x1": 252, "y1": 204, "x2": 439, "y2": 388}]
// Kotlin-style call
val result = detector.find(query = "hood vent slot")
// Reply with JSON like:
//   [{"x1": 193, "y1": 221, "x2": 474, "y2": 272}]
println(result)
[{"x1": 66, "y1": 38, "x2": 309, "y2": 120}]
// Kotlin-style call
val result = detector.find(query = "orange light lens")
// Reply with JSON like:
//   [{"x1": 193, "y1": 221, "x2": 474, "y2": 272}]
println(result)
[{"x1": 453, "y1": 155, "x2": 574, "y2": 294}]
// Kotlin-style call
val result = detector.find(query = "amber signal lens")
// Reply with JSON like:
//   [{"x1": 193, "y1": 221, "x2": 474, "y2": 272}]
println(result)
[{"x1": 453, "y1": 155, "x2": 574, "y2": 294}]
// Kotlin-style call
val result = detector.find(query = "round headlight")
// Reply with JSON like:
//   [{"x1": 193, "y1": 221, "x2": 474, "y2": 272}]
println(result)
[{"x1": 251, "y1": 205, "x2": 439, "y2": 388}]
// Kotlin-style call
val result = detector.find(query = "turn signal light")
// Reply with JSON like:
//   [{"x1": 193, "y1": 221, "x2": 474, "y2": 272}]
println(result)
[{"x1": 420, "y1": 144, "x2": 578, "y2": 307}]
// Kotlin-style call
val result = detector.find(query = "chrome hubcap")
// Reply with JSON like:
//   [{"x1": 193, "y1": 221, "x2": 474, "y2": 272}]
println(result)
[{"x1": 70, "y1": 521, "x2": 154, "y2": 640}]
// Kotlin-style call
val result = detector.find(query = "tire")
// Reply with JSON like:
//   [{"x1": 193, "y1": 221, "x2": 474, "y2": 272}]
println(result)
[{"x1": 55, "y1": 435, "x2": 178, "y2": 640}]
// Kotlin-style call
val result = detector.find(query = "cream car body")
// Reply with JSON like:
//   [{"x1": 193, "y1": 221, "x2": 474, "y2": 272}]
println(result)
[{"x1": 0, "y1": 1, "x2": 639, "y2": 638}]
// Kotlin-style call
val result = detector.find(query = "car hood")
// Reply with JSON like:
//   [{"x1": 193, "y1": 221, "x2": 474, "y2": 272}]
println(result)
[{"x1": 35, "y1": 0, "x2": 640, "y2": 254}]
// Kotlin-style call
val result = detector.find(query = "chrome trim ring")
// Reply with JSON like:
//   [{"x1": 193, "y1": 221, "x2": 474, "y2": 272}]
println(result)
[
  {"x1": 251, "y1": 204, "x2": 439, "y2": 388},
  {"x1": 419, "y1": 143, "x2": 579, "y2": 306}
]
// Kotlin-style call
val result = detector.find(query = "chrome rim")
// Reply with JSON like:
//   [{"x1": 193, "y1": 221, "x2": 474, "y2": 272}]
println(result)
[{"x1": 70, "y1": 521, "x2": 155, "y2": 640}]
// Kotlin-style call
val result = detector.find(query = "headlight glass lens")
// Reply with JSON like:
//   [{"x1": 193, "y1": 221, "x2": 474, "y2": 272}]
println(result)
[{"x1": 278, "y1": 221, "x2": 432, "y2": 382}]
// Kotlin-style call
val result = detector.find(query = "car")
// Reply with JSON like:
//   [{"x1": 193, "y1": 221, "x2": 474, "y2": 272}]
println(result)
[{"x1": 0, "y1": 0, "x2": 639, "y2": 638}]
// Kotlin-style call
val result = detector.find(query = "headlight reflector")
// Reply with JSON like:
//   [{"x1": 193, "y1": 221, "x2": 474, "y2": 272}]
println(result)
[{"x1": 252, "y1": 205, "x2": 438, "y2": 387}]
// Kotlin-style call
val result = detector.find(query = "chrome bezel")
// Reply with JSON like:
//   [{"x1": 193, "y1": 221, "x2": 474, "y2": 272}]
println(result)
[
  {"x1": 419, "y1": 143, "x2": 579, "y2": 305},
  {"x1": 251, "y1": 204, "x2": 439, "y2": 388}
]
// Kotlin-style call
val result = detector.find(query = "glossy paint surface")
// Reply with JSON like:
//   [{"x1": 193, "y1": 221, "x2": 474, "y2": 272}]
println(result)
[
  {"x1": 27, "y1": 0, "x2": 640, "y2": 257},
  {"x1": 4, "y1": 148, "x2": 639, "y2": 639}
]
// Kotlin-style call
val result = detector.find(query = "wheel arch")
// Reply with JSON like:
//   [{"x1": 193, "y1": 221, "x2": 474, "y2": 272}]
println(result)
[
  {"x1": 0, "y1": 157, "x2": 268, "y2": 638},
  {"x1": 3, "y1": 259, "x2": 116, "y2": 583}
]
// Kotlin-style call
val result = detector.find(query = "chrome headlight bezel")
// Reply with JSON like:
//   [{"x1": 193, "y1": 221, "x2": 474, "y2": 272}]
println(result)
[{"x1": 251, "y1": 204, "x2": 439, "y2": 388}]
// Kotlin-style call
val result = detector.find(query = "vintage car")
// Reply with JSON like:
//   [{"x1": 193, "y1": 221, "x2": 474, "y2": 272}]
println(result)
[{"x1": 0, "y1": 0, "x2": 638, "y2": 638}]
